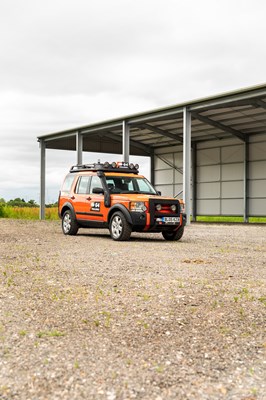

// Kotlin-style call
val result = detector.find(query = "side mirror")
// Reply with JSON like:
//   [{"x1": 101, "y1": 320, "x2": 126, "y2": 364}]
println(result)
[
  {"x1": 157, "y1": 191, "x2": 162, "y2": 196},
  {"x1": 92, "y1": 187, "x2": 104, "y2": 195}
]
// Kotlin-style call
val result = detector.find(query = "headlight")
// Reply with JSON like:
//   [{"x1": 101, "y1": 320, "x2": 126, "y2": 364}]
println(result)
[
  {"x1": 156, "y1": 204, "x2": 162, "y2": 211},
  {"x1": 170, "y1": 204, "x2": 176, "y2": 212},
  {"x1": 130, "y1": 201, "x2": 147, "y2": 212},
  {"x1": 180, "y1": 203, "x2": 185, "y2": 213}
]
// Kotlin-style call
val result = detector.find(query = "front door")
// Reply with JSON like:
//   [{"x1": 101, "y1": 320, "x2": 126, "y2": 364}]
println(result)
[
  {"x1": 72, "y1": 175, "x2": 91, "y2": 221},
  {"x1": 86, "y1": 175, "x2": 105, "y2": 222}
]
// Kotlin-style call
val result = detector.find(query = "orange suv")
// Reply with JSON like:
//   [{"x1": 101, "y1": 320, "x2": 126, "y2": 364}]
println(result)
[{"x1": 58, "y1": 161, "x2": 186, "y2": 241}]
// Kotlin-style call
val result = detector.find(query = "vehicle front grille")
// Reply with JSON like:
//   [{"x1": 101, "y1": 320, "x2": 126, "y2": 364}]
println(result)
[{"x1": 149, "y1": 199, "x2": 180, "y2": 225}]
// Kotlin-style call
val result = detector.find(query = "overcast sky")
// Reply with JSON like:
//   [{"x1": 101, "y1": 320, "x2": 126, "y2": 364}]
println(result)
[{"x1": 0, "y1": 0, "x2": 265, "y2": 203}]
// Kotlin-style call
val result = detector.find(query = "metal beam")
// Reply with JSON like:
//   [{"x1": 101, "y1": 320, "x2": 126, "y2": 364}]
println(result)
[
  {"x1": 189, "y1": 87, "x2": 266, "y2": 112},
  {"x1": 122, "y1": 120, "x2": 130, "y2": 162},
  {"x1": 128, "y1": 109, "x2": 183, "y2": 125},
  {"x1": 106, "y1": 131, "x2": 151, "y2": 154},
  {"x1": 137, "y1": 123, "x2": 183, "y2": 143},
  {"x1": 253, "y1": 99, "x2": 266, "y2": 109},
  {"x1": 150, "y1": 149, "x2": 155, "y2": 185},
  {"x1": 155, "y1": 154, "x2": 183, "y2": 175},
  {"x1": 76, "y1": 132, "x2": 83, "y2": 164},
  {"x1": 78, "y1": 122, "x2": 122, "y2": 135},
  {"x1": 192, "y1": 143, "x2": 197, "y2": 222},
  {"x1": 39, "y1": 139, "x2": 46, "y2": 220},
  {"x1": 183, "y1": 107, "x2": 191, "y2": 225},
  {"x1": 243, "y1": 139, "x2": 249, "y2": 223},
  {"x1": 192, "y1": 112, "x2": 247, "y2": 142}
]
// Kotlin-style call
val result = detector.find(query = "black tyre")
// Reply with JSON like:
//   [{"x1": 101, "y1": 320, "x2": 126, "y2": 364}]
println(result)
[
  {"x1": 162, "y1": 226, "x2": 184, "y2": 241},
  {"x1": 62, "y1": 210, "x2": 79, "y2": 236},
  {"x1": 109, "y1": 211, "x2": 132, "y2": 241}
]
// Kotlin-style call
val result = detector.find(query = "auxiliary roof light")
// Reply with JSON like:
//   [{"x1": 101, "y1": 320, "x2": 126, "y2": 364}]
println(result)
[
  {"x1": 104, "y1": 162, "x2": 110, "y2": 168},
  {"x1": 111, "y1": 162, "x2": 117, "y2": 168}
]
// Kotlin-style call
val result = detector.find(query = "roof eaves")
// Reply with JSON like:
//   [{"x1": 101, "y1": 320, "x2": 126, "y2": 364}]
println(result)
[{"x1": 37, "y1": 83, "x2": 266, "y2": 141}]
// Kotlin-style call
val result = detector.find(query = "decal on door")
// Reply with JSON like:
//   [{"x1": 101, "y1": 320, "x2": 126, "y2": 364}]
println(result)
[{"x1": 91, "y1": 202, "x2": 100, "y2": 212}]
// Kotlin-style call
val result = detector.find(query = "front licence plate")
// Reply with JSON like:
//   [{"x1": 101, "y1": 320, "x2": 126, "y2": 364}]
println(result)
[{"x1": 162, "y1": 217, "x2": 180, "y2": 224}]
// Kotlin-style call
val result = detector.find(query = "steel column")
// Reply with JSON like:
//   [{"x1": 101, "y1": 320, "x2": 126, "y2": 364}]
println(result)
[
  {"x1": 183, "y1": 107, "x2": 191, "y2": 225},
  {"x1": 39, "y1": 139, "x2": 46, "y2": 220},
  {"x1": 150, "y1": 149, "x2": 155, "y2": 185},
  {"x1": 243, "y1": 139, "x2": 249, "y2": 223},
  {"x1": 122, "y1": 120, "x2": 130, "y2": 162},
  {"x1": 76, "y1": 131, "x2": 83, "y2": 165},
  {"x1": 192, "y1": 142, "x2": 197, "y2": 222}
]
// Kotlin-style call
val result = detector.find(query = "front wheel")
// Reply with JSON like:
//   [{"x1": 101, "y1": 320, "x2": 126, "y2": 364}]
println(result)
[
  {"x1": 162, "y1": 226, "x2": 184, "y2": 241},
  {"x1": 109, "y1": 211, "x2": 132, "y2": 241},
  {"x1": 62, "y1": 210, "x2": 79, "y2": 235}
]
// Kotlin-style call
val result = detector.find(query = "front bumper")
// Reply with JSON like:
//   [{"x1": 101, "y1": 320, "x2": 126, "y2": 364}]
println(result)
[{"x1": 129, "y1": 210, "x2": 185, "y2": 232}]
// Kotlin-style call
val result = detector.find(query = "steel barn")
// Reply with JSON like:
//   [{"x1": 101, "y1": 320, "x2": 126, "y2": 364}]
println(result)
[{"x1": 38, "y1": 83, "x2": 266, "y2": 223}]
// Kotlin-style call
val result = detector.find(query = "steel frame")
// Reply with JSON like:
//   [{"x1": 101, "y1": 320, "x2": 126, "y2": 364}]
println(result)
[{"x1": 38, "y1": 84, "x2": 266, "y2": 221}]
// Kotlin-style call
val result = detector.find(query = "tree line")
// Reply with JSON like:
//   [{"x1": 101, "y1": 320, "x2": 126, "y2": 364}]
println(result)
[{"x1": 0, "y1": 198, "x2": 57, "y2": 208}]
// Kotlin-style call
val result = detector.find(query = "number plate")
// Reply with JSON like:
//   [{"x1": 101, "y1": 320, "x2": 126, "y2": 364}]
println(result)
[{"x1": 162, "y1": 217, "x2": 180, "y2": 224}]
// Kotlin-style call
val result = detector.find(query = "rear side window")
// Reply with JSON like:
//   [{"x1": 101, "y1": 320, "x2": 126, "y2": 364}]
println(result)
[
  {"x1": 76, "y1": 176, "x2": 91, "y2": 194},
  {"x1": 62, "y1": 174, "x2": 75, "y2": 193}
]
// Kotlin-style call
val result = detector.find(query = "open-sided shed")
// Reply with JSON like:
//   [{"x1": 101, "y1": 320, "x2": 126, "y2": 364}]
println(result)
[{"x1": 38, "y1": 84, "x2": 266, "y2": 222}]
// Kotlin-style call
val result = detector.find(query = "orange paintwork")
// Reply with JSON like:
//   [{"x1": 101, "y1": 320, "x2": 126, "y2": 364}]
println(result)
[{"x1": 59, "y1": 170, "x2": 185, "y2": 232}]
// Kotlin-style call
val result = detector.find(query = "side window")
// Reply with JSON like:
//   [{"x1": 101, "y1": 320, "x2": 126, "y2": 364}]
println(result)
[
  {"x1": 125, "y1": 179, "x2": 134, "y2": 191},
  {"x1": 105, "y1": 177, "x2": 115, "y2": 191},
  {"x1": 90, "y1": 176, "x2": 103, "y2": 194},
  {"x1": 76, "y1": 176, "x2": 90, "y2": 194},
  {"x1": 62, "y1": 174, "x2": 75, "y2": 193}
]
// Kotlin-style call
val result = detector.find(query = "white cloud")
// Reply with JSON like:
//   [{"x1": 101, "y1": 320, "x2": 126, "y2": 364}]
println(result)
[{"x1": 0, "y1": 0, "x2": 265, "y2": 201}]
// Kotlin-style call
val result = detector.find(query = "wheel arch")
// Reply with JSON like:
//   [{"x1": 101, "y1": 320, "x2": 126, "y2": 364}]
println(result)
[
  {"x1": 108, "y1": 204, "x2": 133, "y2": 225},
  {"x1": 60, "y1": 202, "x2": 76, "y2": 219}
]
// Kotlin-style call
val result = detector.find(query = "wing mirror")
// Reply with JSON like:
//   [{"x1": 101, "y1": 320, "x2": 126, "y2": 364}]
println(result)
[{"x1": 92, "y1": 187, "x2": 104, "y2": 195}]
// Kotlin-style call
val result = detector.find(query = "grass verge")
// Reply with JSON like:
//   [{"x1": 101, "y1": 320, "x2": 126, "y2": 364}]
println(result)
[
  {"x1": 0, "y1": 206, "x2": 59, "y2": 220},
  {"x1": 196, "y1": 215, "x2": 266, "y2": 223}
]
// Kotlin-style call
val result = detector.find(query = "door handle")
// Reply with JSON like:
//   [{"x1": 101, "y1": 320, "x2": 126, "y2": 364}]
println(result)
[
  {"x1": 86, "y1": 196, "x2": 91, "y2": 201},
  {"x1": 70, "y1": 196, "x2": 75, "y2": 200}
]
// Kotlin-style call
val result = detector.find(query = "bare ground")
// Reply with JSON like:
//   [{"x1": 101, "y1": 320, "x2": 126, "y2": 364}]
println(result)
[{"x1": 0, "y1": 219, "x2": 265, "y2": 400}]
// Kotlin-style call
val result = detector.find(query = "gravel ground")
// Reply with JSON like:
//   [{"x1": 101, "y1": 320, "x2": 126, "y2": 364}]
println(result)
[{"x1": 0, "y1": 219, "x2": 265, "y2": 400}]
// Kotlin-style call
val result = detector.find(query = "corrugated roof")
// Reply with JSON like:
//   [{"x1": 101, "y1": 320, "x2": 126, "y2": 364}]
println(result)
[{"x1": 38, "y1": 83, "x2": 266, "y2": 156}]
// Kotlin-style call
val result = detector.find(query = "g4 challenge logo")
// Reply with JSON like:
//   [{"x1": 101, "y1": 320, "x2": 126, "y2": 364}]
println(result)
[{"x1": 91, "y1": 201, "x2": 100, "y2": 211}]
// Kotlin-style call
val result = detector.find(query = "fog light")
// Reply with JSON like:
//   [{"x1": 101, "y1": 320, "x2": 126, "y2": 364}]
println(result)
[
  {"x1": 156, "y1": 204, "x2": 162, "y2": 211},
  {"x1": 171, "y1": 204, "x2": 176, "y2": 212}
]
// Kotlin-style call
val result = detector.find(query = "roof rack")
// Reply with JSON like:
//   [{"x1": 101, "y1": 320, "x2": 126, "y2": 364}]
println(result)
[{"x1": 69, "y1": 161, "x2": 139, "y2": 174}]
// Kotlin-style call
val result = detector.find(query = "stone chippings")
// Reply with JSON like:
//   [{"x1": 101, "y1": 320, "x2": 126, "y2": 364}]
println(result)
[{"x1": 0, "y1": 219, "x2": 265, "y2": 399}]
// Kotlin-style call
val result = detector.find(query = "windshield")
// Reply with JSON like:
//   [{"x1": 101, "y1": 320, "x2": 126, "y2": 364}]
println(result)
[{"x1": 105, "y1": 176, "x2": 157, "y2": 195}]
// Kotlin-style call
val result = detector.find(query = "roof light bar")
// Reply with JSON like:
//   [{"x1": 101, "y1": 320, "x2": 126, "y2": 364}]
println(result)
[{"x1": 69, "y1": 161, "x2": 139, "y2": 174}]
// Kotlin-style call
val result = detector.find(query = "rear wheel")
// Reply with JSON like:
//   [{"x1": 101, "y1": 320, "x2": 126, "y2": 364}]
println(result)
[
  {"x1": 109, "y1": 211, "x2": 132, "y2": 241},
  {"x1": 162, "y1": 226, "x2": 184, "y2": 241},
  {"x1": 62, "y1": 210, "x2": 79, "y2": 235}
]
